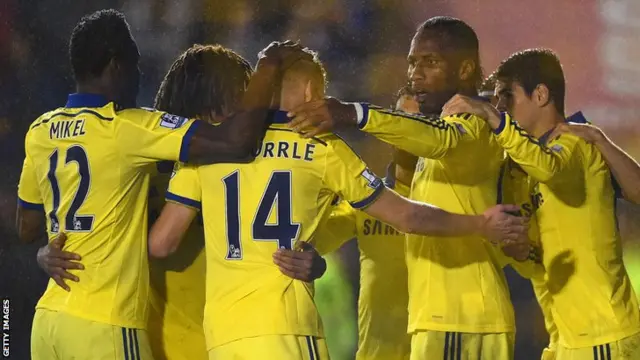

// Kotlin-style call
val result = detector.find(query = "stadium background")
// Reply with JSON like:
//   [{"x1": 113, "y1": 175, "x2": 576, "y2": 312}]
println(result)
[{"x1": 0, "y1": 0, "x2": 639, "y2": 359}]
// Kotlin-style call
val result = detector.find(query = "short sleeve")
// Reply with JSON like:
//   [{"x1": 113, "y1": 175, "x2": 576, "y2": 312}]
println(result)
[
  {"x1": 166, "y1": 162, "x2": 202, "y2": 210},
  {"x1": 118, "y1": 110, "x2": 201, "y2": 165},
  {"x1": 17, "y1": 137, "x2": 43, "y2": 211},
  {"x1": 323, "y1": 137, "x2": 385, "y2": 210}
]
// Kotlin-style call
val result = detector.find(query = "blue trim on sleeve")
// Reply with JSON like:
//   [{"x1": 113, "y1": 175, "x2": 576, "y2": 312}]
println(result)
[
  {"x1": 357, "y1": 103, "x2": 370, "y2": 130},
  {"x1": 270, "y1": 110, "x2": 290, "y2": 124},
  {"x1": 18, "y1": 197, "x2": 44, "y2": 211},
  {"x1": 166, "y1": 192, "x2": 201, "y2": 210},
  {"x1": 179, "y1": 120, "x2": 201, "y2": 163},
  {"x1": 493, "y1": 112, "x2": 507, "y2": 134},
  {"x1": 349, "y1": 182, "x2": 385, "y2": 209}
]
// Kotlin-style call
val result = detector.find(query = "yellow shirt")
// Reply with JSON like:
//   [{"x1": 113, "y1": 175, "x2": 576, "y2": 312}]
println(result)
[
  {"x1": 359, "y1": 105, "x2": 514, "y2": 334},
  {"x1": 315, "y1": 164, "x2": 411, "y2": 360},
  {"x1": 147, "y1": 163, "x2": 207, "y2": 360},
  {"x1": 166, "y1": 111, "x2": 384, "y2": 350},
  {"x1": 494, "y1": 113, "x2": 640, "y2": 348},
  {"x1": 17, "y1": 93, "x2": 199, "y2": 329}
]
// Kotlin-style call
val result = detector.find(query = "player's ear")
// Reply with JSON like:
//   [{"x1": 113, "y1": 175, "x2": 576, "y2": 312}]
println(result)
[
  {"x1": 533, "y1": 84, "x2": 551, "y2": 108},
  {"x1": 304, "y1": 80, "x2": 313, "y2": 102},
  {"x1": 458, "y1": 59, "x2": 476, "y2": 82}
]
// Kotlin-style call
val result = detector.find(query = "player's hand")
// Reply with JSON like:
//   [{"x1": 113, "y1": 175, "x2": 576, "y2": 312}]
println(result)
[
  {"x1": 480, "y1": 205, "x2": 527, "y2": 245},
  {"x1": 36, "y1": 233, "x2": 84, "y2": 291},
  {"x1": 272, "y1": 241, "x2": 327, "y2": 282},
  {"x1": 556, "y1": 122, "x2": 606, "y2": 144},
  {"x1": 257, "y1": 40, "x2": 313, "y2": 70},
  {"x1": 442, "y1": 94, "x2": 502, "y2": 129},
  {"x1": 501, "y1": 240, "x2": 531, "y2": 262},
  {"x1": 287, "y1": 97, "x2": 357, "y2": 137}
]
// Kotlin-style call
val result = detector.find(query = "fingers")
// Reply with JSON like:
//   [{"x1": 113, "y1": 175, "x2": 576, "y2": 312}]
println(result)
[
  {"x1": 50, "y1": 232, "x2": 68, "y2": 247},
  {"x1": 287, "y1": 100, "x2": 326, "y2": 119},
  {"x1": 52, "y1": 275, "x2": 71, "y2": 292},
  {"x1": 295, "y1": 241, "x2": 314, "y2": 252},
  {"x1": 47, "y1": 257, "x2": 84, "y2": 271},
  {"x1": 496, "y1": 204, "x2": 521, "y2": 214},
  {"x1": 273, "y1": 255, "x2": 311, "y2": 281},
  {"x1": 272, "y1": 249, "x2": 313, "y2": 268}
]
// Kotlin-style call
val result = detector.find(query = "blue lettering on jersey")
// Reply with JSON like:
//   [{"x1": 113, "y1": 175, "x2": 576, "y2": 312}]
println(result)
[
  {"x1": 361, "y1": 168, "x2": 382, "y2": 189},
  {"x1": 258, "y1": 141, "x2": 315, "y2": 162},
  {"x1": 160, "y1": 113, "x2": 187, "y2": 129},
  {"x1": 49, "y1": 119, "x2": 86, "y2": 140}
]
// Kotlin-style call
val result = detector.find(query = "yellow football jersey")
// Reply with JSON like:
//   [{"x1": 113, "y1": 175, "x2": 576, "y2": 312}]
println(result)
[
  {"x1": 358, "y1": 105, "x2": 515, "y2": 334},
  {"x1": 146, "y1": 163, "x2": 207, "y2": 360},
  {"x1": 314, "y1": 164, "x2": 411, "y2": 360},
  {"x1": 17, "y1": 93, "x2": 199, "y2": 329},
  {"x1": 166, "y1": 111, "x2": 384, "y2": 350},
  {"x1": 493, "y1": 113, "x2": 640, "y2": 348}
]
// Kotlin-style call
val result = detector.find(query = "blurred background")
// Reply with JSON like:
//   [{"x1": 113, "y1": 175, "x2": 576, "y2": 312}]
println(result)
[{"x1": 1, "y1": 0, "x2": 639, "y2": 359}]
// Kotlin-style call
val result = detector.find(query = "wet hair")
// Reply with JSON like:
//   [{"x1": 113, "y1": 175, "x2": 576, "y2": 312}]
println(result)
[
  {"x1": 495, "y1": 48, "x2": 565, "y2": 114},
  {"x1": 282, "y1": 48, "x2": 327, "y2": 98},
  {"x1": 154, "y1": 44, "x2": 253, "y2": 118},
  {"x1": 416, "y1": 16, "x2": 483, "y2": 88},
  {"x1": 69, "y1": 9, "x2": 138, "y2": 81}
]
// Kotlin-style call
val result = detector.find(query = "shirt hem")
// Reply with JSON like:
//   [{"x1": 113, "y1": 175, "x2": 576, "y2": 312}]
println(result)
[
  {"x1": 35, "y1": 304, "x2": 146, "y2": 330},
  {"x1": 559, "y1": 327, "x2": 640, "y2": 349}
]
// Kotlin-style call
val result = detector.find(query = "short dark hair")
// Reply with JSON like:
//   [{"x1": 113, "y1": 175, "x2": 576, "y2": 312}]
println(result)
[
  {"x1": 416, "y1": 16, "x2": 483, "y2": 88},
  {"x1": 154, "y1": 44, "x2": 253, "y2": 119},
  {"x1": 69, "y1": 9, "x2": 138, "y2": 81},
  {"x1": 282, "y1": 48, "x2": 327, "y2": 98},
  {"x1": 495, "y1": 48, "x2": 565, "y2": 114}
]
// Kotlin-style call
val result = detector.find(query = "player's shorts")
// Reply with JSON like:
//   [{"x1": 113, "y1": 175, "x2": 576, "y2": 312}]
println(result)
[
  {"x1": 147, "y1": 301, "x2": 207, "y2": 360},
  {"x1": 207, "y1": 335, "x2": 329, "y2": 360},
  {"x1": 356, "y1": 333, "x2": 411, "y2": 360},
  {"x1": 31, "y1": 308, "x2": 153, "y2": 360},
  {"x1": 409, "y1": 330, "x2": 515, "y2": 360},
  {"x1": 556, "y1": 332, "x2": 640, "y2": 360}
]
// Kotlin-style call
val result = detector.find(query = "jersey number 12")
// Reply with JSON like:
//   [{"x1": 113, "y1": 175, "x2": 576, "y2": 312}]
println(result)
[
  {"x1": 222, "y1": 170, "x2": 300, "y2": 260},
  {"x1": 47, "y1": 146, "x2": 94, "y2": 233}
]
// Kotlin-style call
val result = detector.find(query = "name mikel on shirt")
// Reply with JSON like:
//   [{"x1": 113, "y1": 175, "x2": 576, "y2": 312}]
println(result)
[
  {"x1": 50, "y1": 119, "x2": 86, "y2": 140},
  {"x1": 255, "y1": 140, "x2": 316, "y2": 162}
]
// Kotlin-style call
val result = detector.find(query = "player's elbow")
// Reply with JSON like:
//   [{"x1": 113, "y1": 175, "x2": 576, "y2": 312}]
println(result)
[{"x1": 148, "y1": 237, "x2": 178, "y2": 258}]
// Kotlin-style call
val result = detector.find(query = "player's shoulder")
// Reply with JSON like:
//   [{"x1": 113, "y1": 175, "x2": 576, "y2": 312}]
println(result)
[{"x1": 116, "y1": 107, "x2": 190, "y2": 130}]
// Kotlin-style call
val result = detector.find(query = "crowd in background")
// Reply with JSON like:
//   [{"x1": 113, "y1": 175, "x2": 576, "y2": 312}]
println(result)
[{"x1": 1, "y1": 0, "x2": 640, "y2": 359}]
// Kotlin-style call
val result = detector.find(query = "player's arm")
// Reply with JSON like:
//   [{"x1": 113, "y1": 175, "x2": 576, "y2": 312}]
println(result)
[
  {"x1": 123, "y1": 42, "x2": 315, "y2": 165},
  {"x1": 323, "y1": 138, "x2": 526, "y2": 244},
  {"x1": 148, "y1": 163, "x2": 201, "y2": 258},
  {"x1": 287, "y1": 98, "x2": 478, "y2": 159},
  {"x1": 313, "y1": 200, "x2": 358, "y2": 256},
  {"x1": 443, "y1": 95, "x2": 575, "y2": 182},
  {"x1": 148, "y1": 202, "x2": 198, "y2": 258},
  {"x1": 559, "y1": 122, "x2": 640, "y2": 204},
  {"x1": 15, "y1": 141, "x2": 46, "y2": 243}
]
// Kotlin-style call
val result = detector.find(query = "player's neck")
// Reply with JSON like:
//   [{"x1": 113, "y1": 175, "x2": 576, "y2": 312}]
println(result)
[
  {"x1": 75, "y1": 82, "x2": 114, "y2": 102},
  {"x1": 394, "y1": 165, "x2": 414, "y2": 187},
  {"x1": 531, "y1": 111, "x2": 566, "y2": 139}
]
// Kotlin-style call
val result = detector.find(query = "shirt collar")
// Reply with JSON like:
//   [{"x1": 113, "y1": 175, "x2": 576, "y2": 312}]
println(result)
[
  {"x1": 539, "y1": 110, "x2": 587, "y2": 145},
  {"x1": 65, "y1": 93, "x2": 110, "y2": 108},
  {"x1": 268, "y1": 110, "x2": 290, "y2": 124}
]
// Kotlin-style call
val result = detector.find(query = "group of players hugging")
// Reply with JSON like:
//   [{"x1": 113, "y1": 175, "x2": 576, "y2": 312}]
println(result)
[{"x1": 14, "y1": 7, "x2": 640, "y2": 360}]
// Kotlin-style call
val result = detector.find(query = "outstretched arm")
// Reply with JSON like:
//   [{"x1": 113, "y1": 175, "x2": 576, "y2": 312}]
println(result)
[
  {"x1": 186, "y1": 41, "x2": 315, "y2": 165},
  {"x1": 362, "y1": 188, "x2": 526, "y2": 244},
  {"x1": 287, "y1": 98, "x2": 480, "y2": 159},
  {"x1": 559, "y1": 122, "x2": 640, "y2": 204}
]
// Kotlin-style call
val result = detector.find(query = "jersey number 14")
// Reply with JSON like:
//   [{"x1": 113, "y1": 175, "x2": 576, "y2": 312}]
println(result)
[{"x1": 222, "y1": 170, "x2": 300, "y2": 260}]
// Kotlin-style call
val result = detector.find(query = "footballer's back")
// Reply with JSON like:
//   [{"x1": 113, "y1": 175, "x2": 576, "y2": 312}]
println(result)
[
  {"x1": 18, "y1": 94, "x2": 197, "y2": 328},
  {"x1": 167, "y1": 111, "x2": 382, "y2": 348}
]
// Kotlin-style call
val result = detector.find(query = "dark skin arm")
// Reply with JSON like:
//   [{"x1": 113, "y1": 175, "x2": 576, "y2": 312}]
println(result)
[
  {"x1": 15, "y1": 206, "x2": 45, "y2": 243},
  {"x1": 187, "y1": 41, "x2": 314, "y2": 164}
]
